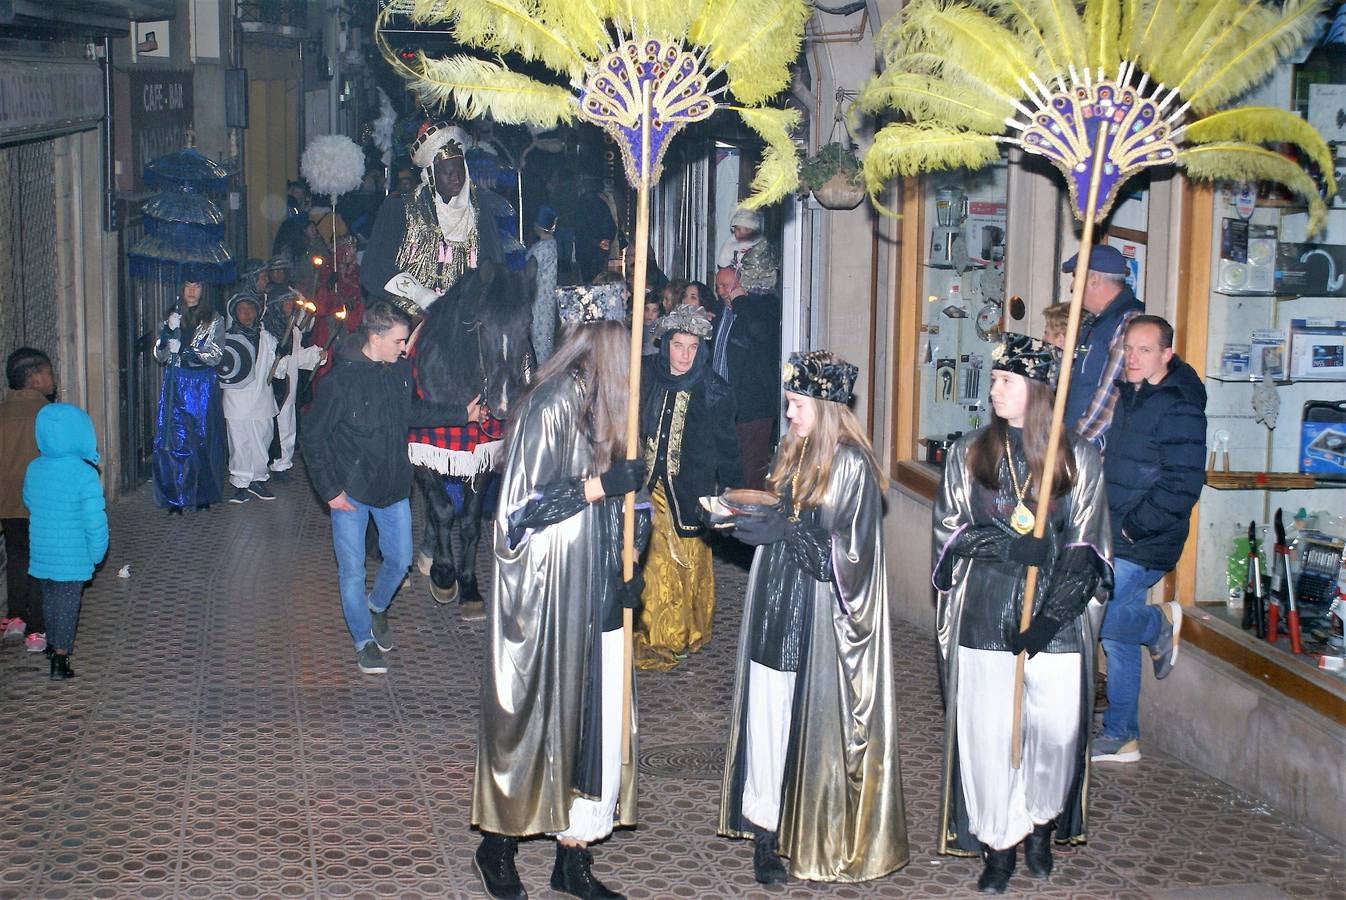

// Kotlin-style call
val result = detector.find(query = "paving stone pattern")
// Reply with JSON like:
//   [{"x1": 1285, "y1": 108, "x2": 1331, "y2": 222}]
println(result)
[{"x1": 0, "y1": 470, "x2": 1342, "y2": 899}]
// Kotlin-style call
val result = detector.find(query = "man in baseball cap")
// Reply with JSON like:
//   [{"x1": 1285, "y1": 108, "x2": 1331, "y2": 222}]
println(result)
[{"x1": 1059, "y1": 243, "x2": 1143, "y2": 444}]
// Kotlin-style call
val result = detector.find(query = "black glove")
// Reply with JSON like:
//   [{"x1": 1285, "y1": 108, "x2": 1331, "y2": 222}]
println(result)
[
  {"x1": 615, "y1": 570, "x2": 645, "y2": 609},
  {"x1": 1009, "y1": 615, "x2": 1062, "y2": 658},
  {"x1": 733, "y1": 507, "x2": 788, "y2": 546},
  {"x1": 599, "y1": 459, "x2": 646, "y2": 497},
  {"x1": 1007, "y1": 534, "x2": 1051, "y2": 568}
]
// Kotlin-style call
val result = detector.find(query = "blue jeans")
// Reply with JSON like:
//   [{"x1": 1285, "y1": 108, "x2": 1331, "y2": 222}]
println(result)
[
  {"x1": 1099, "y1": 558, "x2": 1167, "y2": 740},
  {"x1": 331, "y1": 497, "x2": 412, "y2": 650}
]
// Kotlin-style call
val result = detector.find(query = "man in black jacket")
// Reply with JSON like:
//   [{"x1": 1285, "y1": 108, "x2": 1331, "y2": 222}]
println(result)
[
  {"x1": 1093, "y1": 315, "x2": 1206, "y2": 762},
  {"x1": 712, "y1": 266, "x2": 782, "y2": 490},
  {"x1": 303, "y1": 302, "x2": 482, "y2": 675}
]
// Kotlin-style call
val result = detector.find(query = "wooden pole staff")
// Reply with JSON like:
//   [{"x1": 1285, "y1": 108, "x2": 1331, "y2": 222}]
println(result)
[
  {"x1": 1009, "y1": 134, "x2": 1109, "y2": 769},
  {"x1": 621, "y1": 81, "x2": 653, "y2": 765}
]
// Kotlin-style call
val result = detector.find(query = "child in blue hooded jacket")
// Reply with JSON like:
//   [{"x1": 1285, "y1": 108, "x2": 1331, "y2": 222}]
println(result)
[{"x1": 22, "y1": 403, "x2": 108, "y2": 680}]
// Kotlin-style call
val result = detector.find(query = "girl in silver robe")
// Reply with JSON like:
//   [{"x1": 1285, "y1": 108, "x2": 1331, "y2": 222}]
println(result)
[
  {"x1": 472, "y1": 307, "x2": 648, "y2": 900},
  {"x1": 719, "y1": 350, "x2": 909, "y2": 884},
  {"x1": 932, "y1": 333, "x2": 1112, "y2": 894}
]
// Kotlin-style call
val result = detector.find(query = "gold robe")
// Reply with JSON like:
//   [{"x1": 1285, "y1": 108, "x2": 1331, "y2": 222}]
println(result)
[{"x1": 719, "y1": 445, "x2": 909, "y2": 882}]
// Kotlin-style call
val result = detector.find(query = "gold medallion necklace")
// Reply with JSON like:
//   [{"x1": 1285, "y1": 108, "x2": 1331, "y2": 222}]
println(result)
[
  {"x1": 788, "y1": 435, "x2": 809, "y2": 522},
  {"x1": 1003, "y1": 435, "x2": 1035, "y2": 535}
]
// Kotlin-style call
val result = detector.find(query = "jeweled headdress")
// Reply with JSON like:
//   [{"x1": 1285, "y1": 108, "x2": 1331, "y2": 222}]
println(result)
[
  {"x1": 991, "y1": 333, "x2": 1059, "y2": 385},
  {"x1": 781, "y1": 350, "x2": 859, "y2": 404},
  {"x1": 557, "y1": 283, "x2": 628, "y2": 327}
]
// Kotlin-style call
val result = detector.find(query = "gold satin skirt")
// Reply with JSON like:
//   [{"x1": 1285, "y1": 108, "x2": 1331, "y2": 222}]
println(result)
[{"x1": 635, "y1": 484, "x2": 715, "y2": 671}]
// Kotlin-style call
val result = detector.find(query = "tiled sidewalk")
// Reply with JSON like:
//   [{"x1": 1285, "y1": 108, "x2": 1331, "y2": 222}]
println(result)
[{"x1": 0, "y1": 472, "x2": 1341, "y2": 899}]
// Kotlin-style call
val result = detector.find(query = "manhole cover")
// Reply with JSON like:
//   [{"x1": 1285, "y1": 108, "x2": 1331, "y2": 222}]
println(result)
[{"x1": 638, "y1": 741, "x2": 725, "y2": 781}]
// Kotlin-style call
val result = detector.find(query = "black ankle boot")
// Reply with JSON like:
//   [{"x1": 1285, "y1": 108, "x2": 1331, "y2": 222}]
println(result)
[
  {"x1": 752, "y1": 830, "x2": 789, "y2": 885},
  {"x1": 1024, "y1": 820, "x2": 1055, "y2": 878},
  {"x1": 977, "y1": 844, "x2": 1016, "y2": 893},
  {"x1": 49, "y1": 654, "x2": 75, "y2": 681},
  {"x1": 550, "y1": 843, "x2": 623, "y2": 900},
  {"x1": 473, "y1": 833, "x2": 526, "y2": 900}
]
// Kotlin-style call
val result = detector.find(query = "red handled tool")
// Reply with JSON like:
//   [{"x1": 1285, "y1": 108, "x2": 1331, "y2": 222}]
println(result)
[{"x1": 1269, "y1": 511, "x2": 1285, "y2": 645}]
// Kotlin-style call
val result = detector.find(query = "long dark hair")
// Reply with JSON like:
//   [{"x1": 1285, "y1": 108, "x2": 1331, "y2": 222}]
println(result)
[
  {"x1": 178, "y1": 282, "x2": 217, "y2": 336},
  {"x1": 532, "y1": 320, "x2": 630, "y2": 466},
  {"x1": 967, "y1": 377, "x2": 1075, "y2": 498}
]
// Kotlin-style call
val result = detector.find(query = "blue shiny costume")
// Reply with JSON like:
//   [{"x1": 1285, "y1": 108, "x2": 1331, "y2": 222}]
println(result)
[{"x1": 153, "y1": 316, "x2": 227, "y2": 509}]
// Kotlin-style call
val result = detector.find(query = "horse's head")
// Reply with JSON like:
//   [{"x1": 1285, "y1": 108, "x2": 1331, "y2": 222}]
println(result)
[
  {"x1": 416, "y1": 260, "x2": 535, "y2": 418},
  {"x1": 473, "y1": 258, "x2": 536, "y2": 416}
]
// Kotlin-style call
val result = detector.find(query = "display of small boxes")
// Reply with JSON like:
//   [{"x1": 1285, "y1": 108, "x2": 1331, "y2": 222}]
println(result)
[
  {"x1": 1288, "y1": 319, "x2": 1346, "y2": 380},
  {"x1": 1300, "y1": 400, "x2": 1346, "y2": 479}
]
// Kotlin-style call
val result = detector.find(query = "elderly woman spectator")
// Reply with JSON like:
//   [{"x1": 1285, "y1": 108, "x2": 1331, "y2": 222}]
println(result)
[{"x1": 635, "y1": 304, "x2": 742, "y2": 669}]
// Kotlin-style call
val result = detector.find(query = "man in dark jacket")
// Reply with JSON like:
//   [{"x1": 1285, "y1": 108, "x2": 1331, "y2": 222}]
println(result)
[
  {"x1": 303, "y1": 302, "x2": 481, "y2": 675},
  {"x1": 712, "y1": 266, "x2": 782, "y2": 489},
  {"x1": 1093, "y1": 315, "x2": 1206, "y2": 763},
  {"x1": 1061, "y1": 245, "x2": 1145, "y2": 446}
]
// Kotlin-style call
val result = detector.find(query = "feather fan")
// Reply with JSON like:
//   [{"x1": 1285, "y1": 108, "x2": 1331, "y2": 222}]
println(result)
[
  {"x1": 860, "y1": 0, "x2": 1334, "y2": 233},
  {"x1": 734, "y1": 106, "x2": 802, "y2": 208}
]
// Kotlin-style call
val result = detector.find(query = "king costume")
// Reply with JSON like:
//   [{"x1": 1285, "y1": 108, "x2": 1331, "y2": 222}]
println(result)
[
  {"x1": 719, "y1": 351, "x2": 908, "y2": 884},
  {"x1": 361, "y1": 122, "x2": 504, "y2": 314},
  {"x1": 931, "y1": 333, "x2": 1113, "y2": 892}
]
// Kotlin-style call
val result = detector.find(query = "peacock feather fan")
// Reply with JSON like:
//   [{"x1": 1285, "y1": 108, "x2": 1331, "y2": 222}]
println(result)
[
  {"x1": 377, "y1": 0, "x2": 810, "y2": 207},
  {"x1": 857, "y1": 0, "x2": 1337, "y2": 234}
]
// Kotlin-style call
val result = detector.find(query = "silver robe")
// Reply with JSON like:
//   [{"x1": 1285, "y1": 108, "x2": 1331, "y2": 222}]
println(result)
[
  {"x1": 719, "y1": 445, "x2": 910, "y2": 882},
  {"x1": 472, "y1": 374, "x2": 637, "y2": 837},
  {"x1": 932, "y1": 432, "x2": 1112, "y2": 855}
]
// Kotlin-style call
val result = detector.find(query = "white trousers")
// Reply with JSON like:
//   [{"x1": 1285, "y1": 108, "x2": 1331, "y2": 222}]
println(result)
[
  {"x1": 956, "y1": 646, "x2": 1081, "y2": 850},
  {"x1": 226, "y1": 418, "x2": 272, "y2": 489},
  {"x1": 272, "y1": 387, "x2": 297, "y2": 472},
  {"x1": 555, "y1": 628, "x2": 625, "y2": 843},
  {"x1": 741, "y1": 661, "x2": 797, "y2": 832}
]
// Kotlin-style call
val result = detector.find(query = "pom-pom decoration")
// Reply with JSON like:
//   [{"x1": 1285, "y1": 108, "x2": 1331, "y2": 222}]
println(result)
[{"x1": 300, "y1": 135, "x2": 365, "y2": 201}]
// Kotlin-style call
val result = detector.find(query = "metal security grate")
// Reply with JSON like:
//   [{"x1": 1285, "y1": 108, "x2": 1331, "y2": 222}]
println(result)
[{"x1": 0, "y1": 140, "x2": 59, "y2": 373}]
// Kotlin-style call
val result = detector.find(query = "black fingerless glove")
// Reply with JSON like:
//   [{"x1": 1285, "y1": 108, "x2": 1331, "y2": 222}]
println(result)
[
  {"x1": 733, "y1": 507, "x2": 788, "y2": 546},
  {"x1": 599, "y1": 459, "x2": 646, "y2": 497},
  {"x1": 1009, "y1": 615, "x2": 1063, "y2": 658},
  {"x1": 615, "y1": 571, "x2": 645, "y2": 609},
  {"x1": 1007, "y1": 534, "x2": 1051, "y2": 568}
]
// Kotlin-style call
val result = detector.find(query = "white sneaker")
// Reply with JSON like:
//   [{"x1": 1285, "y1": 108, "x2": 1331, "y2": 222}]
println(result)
[
  {"x1": 24, "y1": 632, "x2": 46, "y2": 653},
  {"x1": 416, "y1": 551, "x2": 432, "y2": 577},
  {"x1": 3, "y1": 618, "x2": 25, "y2": 639}
]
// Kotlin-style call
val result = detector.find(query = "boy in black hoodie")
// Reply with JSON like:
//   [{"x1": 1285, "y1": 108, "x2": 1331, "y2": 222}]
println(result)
[{"x1": 303, "y1": 302, "x2": 482, "y2": 674}]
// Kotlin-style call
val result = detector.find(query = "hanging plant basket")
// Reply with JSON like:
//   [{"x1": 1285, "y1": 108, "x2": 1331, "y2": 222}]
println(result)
[
  {"x1": 813, "y1": 172, "x2": 866, "y2": 209},
  {"x1": 799, "y1": 141, "x2": 865, "y2": 210}
]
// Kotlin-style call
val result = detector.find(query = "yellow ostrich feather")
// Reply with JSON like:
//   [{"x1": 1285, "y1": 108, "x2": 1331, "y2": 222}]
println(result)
[
  {"x1": 411, "y1": 0, "x2": 590, "y2": 80},
  {"x1": 599, "y1": 0, "x2": 695, "y2": 40},
  {"x1": 1179, "y1": 142, "x2": 1328, "y2": 234},
  {"x1": 857, "y1": 71, "x2": 1013, "y2": 135},
  {"x1": 882, "y1": 52, "x2": 1021, "y2": 111},
  {"x1": 897, "y1": 3, "x2": 1037, "y2": 98},
  {"x1": 413, "y1": 55, "x2": 578, "y2": 128},
  {"x1": 733, "y1": 106, "x2": 802, "y2": 208},
  {"x1": 691, "y1": 0, "x2": 810, "y2": 106},
  {"x1": 1084, "y1": 0, "x2": 1121, "y2": 73},
  {"x1": 535, "y1": 0, "x2": 611, "y2": 58},
  {"x1": 1178, "y1": 0, "x2": 1327, "y2": 113},
  {"x1": 1185, "y1": 107, "x2": 1338, "y2": 200},
  {"x1": 863, "y1": 124, "x2": 1001, "y2": 198},
  {"x1": 976, "y1": 0, "x2": 1088, "y2": 77}
]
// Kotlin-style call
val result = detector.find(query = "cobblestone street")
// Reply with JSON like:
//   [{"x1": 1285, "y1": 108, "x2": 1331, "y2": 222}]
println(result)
[{"x1": 0, "y1": 470, "x2": 1342, "y2": 899}]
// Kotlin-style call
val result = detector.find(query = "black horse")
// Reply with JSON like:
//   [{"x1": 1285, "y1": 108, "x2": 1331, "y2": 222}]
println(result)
[{"x1": 410, "y1": 260, "x2": 534, "y2": 610}]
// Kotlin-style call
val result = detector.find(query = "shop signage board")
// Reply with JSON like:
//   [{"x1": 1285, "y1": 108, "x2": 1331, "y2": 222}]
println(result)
[
  {"x1": 127, "y1": 69, "x2": 194, "y2": 192},
  {"x1": 0, "y1": 59, "x2": 103, "y2": 144}
]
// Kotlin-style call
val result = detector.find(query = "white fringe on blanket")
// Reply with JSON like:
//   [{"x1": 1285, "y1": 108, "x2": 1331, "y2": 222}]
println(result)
[{"x1": 407, "y1": 439, "x2": 503, "y2": 478}]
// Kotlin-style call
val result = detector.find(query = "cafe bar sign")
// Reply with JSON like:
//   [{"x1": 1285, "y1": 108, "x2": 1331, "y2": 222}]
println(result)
[
  {"x1": 0, "y1": 59, "x2": 104, "y2": 143},
  {"x1": 129, "y1": 69, "x2": 194, "y2": 192}
]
